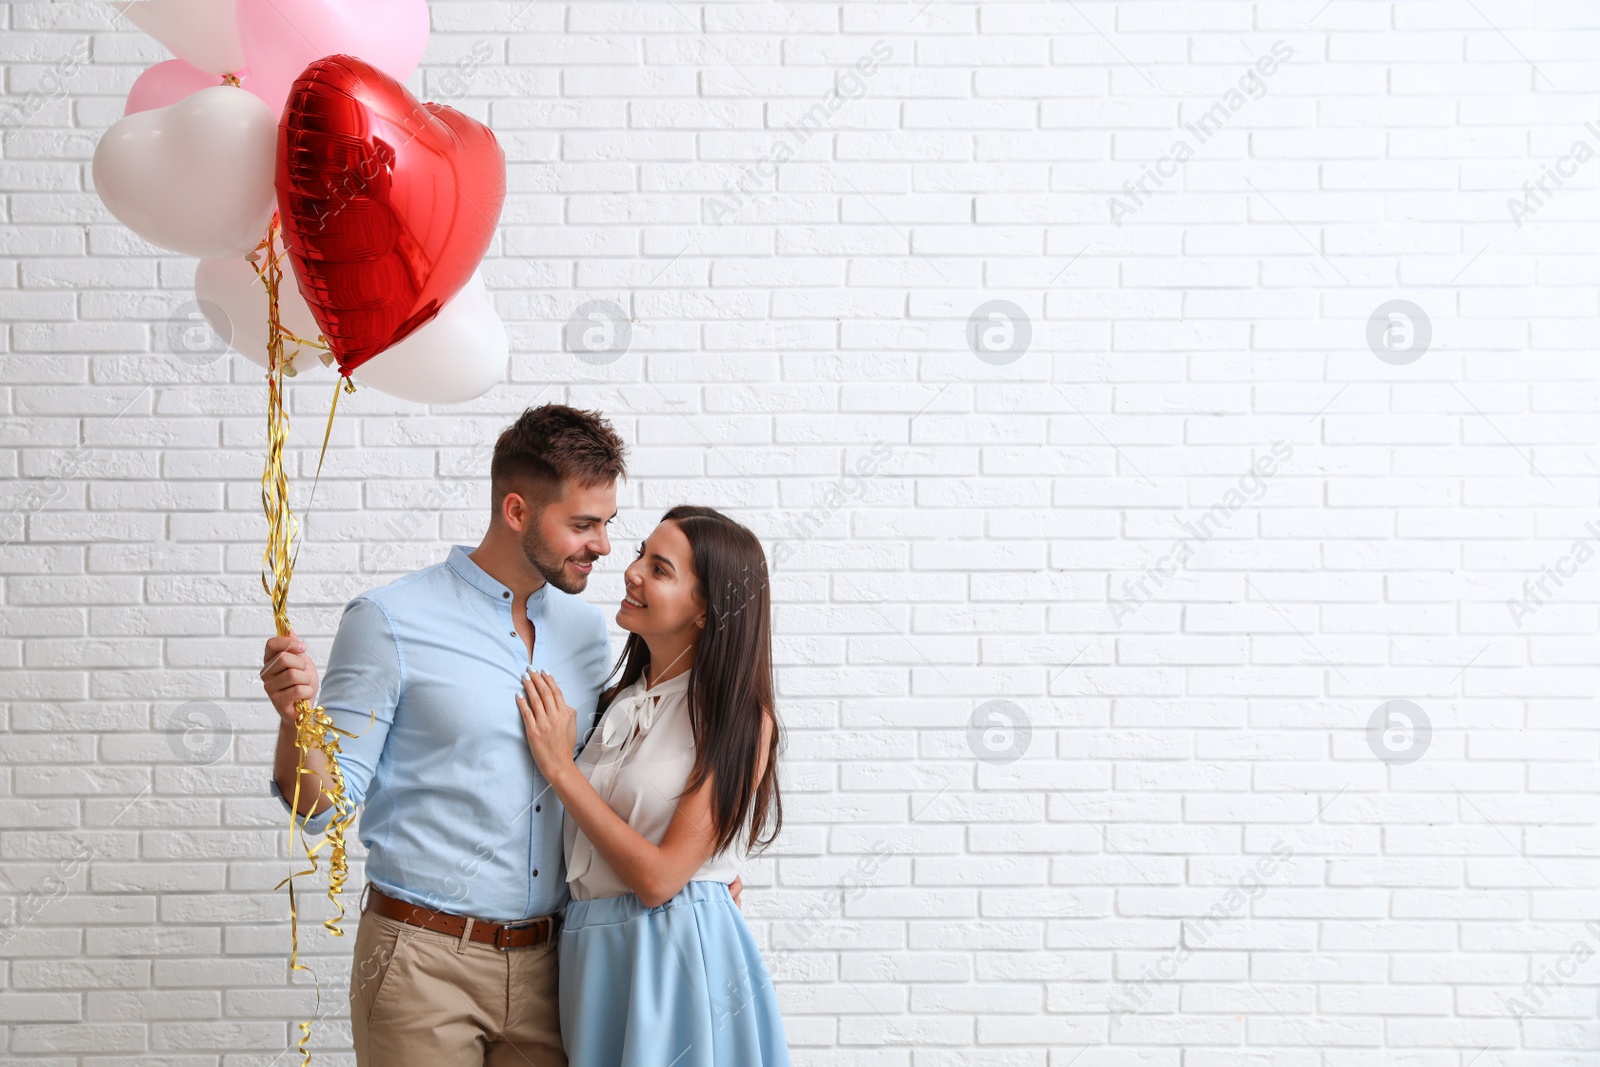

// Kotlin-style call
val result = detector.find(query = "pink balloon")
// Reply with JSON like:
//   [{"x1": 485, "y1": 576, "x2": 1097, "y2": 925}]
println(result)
[
  {"x1": 125, "y1": 59, "x2": 216, "y2": 115},
  {"x1": 236, "y1": 0, "x2": 430, "y2": 119},
  {"x1": 125, "y1": 59, "x2": 263, "y2": 116}
]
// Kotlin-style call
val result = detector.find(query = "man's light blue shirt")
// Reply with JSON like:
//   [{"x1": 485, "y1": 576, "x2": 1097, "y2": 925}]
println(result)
[{"x1": 269, "y1": 544, "x2": 612, "y2": 921}]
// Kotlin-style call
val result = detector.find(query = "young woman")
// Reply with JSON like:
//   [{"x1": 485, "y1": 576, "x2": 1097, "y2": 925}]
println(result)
[{"x1": 516, "y1": 505, "x2": 790, "y2": 1066}]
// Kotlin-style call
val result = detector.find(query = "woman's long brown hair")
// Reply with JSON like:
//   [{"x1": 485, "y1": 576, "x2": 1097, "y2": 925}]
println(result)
[{"x1": 595, "y1": 505, "x2": 783, "y2": 855}]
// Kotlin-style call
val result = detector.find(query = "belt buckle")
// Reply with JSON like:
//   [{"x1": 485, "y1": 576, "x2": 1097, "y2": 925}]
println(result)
[{"x1": 494, "y1": 915, "x2": 548, "y2": 951}]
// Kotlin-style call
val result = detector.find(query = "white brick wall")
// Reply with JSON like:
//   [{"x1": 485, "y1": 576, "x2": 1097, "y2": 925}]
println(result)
[{"x1": 3, "y1": 0, "x2": 1599, "y2": 1062}]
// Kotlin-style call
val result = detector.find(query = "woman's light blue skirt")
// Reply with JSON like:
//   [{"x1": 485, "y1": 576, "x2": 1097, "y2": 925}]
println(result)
[{"x1": 558, "y1": 880, "x2": 791, "y2": 1067}]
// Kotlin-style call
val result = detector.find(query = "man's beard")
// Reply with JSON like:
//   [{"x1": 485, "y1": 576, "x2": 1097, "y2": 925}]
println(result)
[{"x1": 520, "y1": 526, "x2": 591, "y2": 595}]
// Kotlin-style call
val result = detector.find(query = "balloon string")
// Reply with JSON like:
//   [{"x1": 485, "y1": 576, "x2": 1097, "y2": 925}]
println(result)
[
  {"x1": 247, "y1": 229, "x2": 332, "y2": 378},
  {"x1": 287, "y1": 376, "x2": 350, "y2": 580},
  {"x1": 254, "y1": 215, "x2": 361, "y2": 1067}
]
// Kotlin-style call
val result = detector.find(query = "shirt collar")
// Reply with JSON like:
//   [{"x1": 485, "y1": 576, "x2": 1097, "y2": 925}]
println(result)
[{"x1": 446, "y1": 544, "x2": 549, "y2": 620}]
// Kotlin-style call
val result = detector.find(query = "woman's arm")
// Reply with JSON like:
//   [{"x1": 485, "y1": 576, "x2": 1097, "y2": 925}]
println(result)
[
  {"x1": 519, "y1": 670, "x2": 770, "y2": 908},
  {"x1": 548, "y1": 748, "x2": 719, "y2": 908}
]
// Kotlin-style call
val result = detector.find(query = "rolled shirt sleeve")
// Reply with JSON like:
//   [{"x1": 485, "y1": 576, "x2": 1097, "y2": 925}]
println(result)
[{"x1": 269, "y1": 596, "x2": 402, "y2": 836}]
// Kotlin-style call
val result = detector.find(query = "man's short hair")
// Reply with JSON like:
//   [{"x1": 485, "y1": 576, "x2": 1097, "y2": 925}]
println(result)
[{"x1": 490, "y1": 404, "x2": 628, "y2": 515}]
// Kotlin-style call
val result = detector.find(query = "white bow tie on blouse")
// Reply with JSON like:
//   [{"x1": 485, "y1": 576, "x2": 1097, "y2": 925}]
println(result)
[
  {"x1": 565, "y1": 678, "x2": 677, "y2": 885},
  {"x1": 599, "y1": 686, "x2": 664, "y2": 751}
]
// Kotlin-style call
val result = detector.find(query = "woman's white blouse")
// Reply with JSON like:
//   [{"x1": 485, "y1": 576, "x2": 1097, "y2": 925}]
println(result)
[{"x1": 564, "y1": 668, "x2": 740, "y2": 902}]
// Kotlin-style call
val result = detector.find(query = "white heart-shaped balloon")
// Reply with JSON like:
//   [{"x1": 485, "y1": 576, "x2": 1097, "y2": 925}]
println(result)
[
  {"x1": 112, "y1": 0, "x2": 247, "y2": 76},
  {"x1": 93, "y1": 85, "x2": 276, "y2": 260},
  {"x1": 195, "y1": 253, "x2": 325, "y2": 371},
  {"x1": 352, "y1": 271, "x2": 508, "y2": 404}
]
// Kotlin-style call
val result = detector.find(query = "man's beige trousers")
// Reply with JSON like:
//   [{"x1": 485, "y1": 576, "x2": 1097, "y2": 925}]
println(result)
[{"x1": 348, "y1": 904, "x2": 567, "y2": 1066}]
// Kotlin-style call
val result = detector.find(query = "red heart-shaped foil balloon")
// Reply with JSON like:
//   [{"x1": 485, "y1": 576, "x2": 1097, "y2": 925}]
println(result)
[{"x1": 276, "y1": 54, "x2": 505, "y2": 374}]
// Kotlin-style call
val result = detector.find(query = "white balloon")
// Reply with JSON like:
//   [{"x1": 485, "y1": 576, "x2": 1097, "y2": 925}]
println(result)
[
  {"x1": 352, "y1": 272, "x2": 508, "y2": 404},
  {"x1": 195, "y1": 254, "x2": 324, "y2": 370},
  {"x1": 93, "y1": 85, "x2": 276, "y2": 260},
  {"x1": 112, "y1": 0, "x2": 247, "y2": 76}
]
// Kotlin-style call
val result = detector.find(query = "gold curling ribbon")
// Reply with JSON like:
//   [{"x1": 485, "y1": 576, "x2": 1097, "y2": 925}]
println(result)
[{"x1": 251, "y1": 215, "x2": 362, "y2": 1066}]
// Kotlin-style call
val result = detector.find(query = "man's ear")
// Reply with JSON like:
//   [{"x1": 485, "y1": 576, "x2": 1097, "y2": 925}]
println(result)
[{"x1": 501, "y1": 490, "x2": 530, "y2": 532}]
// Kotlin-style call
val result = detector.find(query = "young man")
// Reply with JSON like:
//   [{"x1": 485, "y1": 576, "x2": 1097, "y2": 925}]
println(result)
[{"x1": 258, "y1": 404, "x2": 739, "y2": 1066}]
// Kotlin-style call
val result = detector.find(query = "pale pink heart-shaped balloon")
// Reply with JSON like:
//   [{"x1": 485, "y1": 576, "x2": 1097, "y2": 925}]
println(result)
[
  {"x1": 124, "y1": 59, "x2": 263, "y2": 115},
  {"x1": 237, "y1": 0, "x2": 430, "y2": 119},
  {"x1": 351, "y1": 271, "x2": 507, "y2": 404},
  {"x1": 93, "y1": 85, "x2": 276, "y2": 259},
  {"x1": 195, "y1": 252, "x2": 324, "y2": 371},
  {"x1": 112, "y1": 0, "x2": 246, "y2": 76}
]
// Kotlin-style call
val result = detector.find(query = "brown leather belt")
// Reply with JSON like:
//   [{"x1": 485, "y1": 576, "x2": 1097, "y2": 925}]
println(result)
[{"x1": 365, "y1": 885, "x2": 560, "y2": 951}]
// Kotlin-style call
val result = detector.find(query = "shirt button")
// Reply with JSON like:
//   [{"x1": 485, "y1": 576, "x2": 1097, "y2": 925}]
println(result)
[
  {"x1": 532, "y1": 869, "x2": 538, "y2": 877},
  {"x1": 502, "y1": 591, "x2": 509, "y2": 598},
  {"x1": 535, "y1": 804, "x2": 541, "y2": 812}
]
